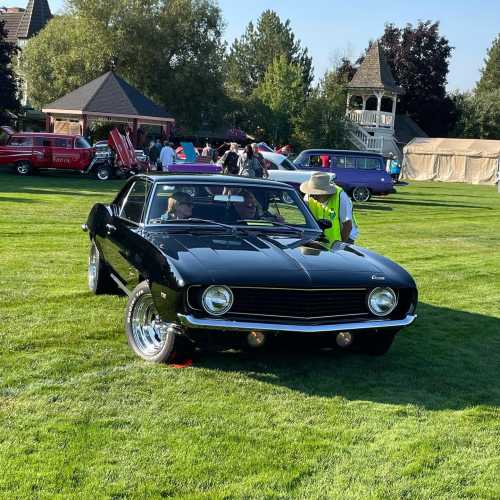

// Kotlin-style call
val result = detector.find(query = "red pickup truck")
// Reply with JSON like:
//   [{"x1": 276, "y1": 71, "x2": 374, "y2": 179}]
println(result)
[{"x1": 0, "y1": 127, "x2": 143, "y2": 180}]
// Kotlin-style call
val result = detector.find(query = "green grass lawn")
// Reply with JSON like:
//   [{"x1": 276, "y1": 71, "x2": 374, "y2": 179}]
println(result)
[{"x1": 0, "y1": 171, "x2": 499, "y2": 499}]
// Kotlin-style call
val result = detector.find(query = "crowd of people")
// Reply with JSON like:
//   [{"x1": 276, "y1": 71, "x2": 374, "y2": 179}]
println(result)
[{"x1": 143, "y1": 139, "x2": 294, "y2": 178}]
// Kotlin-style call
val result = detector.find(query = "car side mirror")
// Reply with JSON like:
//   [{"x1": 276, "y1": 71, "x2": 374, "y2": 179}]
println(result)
[{"x1": 317, "y1": 219, "x2": 332, "y2": 231}]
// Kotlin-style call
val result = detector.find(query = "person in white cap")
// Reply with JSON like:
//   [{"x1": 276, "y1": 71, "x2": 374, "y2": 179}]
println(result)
[{"x1": 300, "y1": 172, "x2": 358, "y2": 246}]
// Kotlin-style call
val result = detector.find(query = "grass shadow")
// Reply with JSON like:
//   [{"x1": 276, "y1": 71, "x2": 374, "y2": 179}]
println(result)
[
  {"x1": 196, "y1": 303, "x2": 500, "y2": 411},
  {"x1": 374, "y1": 198, "x2": 489, "y2": 210},
  {"x1": 0, "y1": 197, "x2": 41, "y2": 204}
]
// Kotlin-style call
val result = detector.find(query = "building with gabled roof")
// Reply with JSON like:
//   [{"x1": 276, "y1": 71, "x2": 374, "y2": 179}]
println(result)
[{"x1": 0, "y1": 0, "x2": 51, "y2": 46}]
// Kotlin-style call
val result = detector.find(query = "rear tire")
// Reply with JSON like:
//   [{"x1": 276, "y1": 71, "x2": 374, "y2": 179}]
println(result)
[
  {"x1": 95, "y1": 164, "x2": 113, "y2": 181},
  {"x1": 88, "y1": 242, "x2": 117, "y2": 294},
  {"x1": 355, "y1": 331, "x2": 396, "y2": 356},
  {"x1": 15, "y1": 161, "x2": 32, "y2": 176},
  {"x1": 352, "y1": 186, "x2": 371, "y2": 202},
  {"x1": 125, "y1": 281, "x2": 192, "y2": 363}
]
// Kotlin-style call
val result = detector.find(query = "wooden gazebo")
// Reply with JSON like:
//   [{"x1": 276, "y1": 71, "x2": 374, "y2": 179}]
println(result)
[{"x1": 42, "y1": 71, "x2": 175, "y2": 145}]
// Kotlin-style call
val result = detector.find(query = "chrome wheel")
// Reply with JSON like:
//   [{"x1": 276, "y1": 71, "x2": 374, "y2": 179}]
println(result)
[
  {"x1": 88, "y1": 245, "x2": 98, "y2": 291},
  {"x1": 131, "y1": 293, "x2": 166, "y2": 357},
  {"x1": 16, "y1": 162, "x2": 31, "y2": 175},
  {"x1": 96, "y1": 166, "x2": 111, "y2": 181},
  {"x1": 352, "y1": 186, "x2": 371, "y2": 202}
]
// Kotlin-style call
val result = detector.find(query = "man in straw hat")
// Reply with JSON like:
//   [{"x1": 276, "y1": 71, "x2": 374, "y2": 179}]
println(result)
[{"x1": 300, "y1": 172, "x2": 358, "y2": 246}]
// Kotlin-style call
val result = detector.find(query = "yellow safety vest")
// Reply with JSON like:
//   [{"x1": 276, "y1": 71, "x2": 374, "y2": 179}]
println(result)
[{"x1": 307, "y1": 187, "x2": 342, "y2": 245}]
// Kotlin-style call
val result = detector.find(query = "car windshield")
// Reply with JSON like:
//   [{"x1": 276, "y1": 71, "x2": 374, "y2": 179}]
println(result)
[
  {"x1": 280, "y1": 158, "x2": 296, "y2": 170},
  {"x1": 147, "y1": 183, "x2": 318, "y2": 231}
]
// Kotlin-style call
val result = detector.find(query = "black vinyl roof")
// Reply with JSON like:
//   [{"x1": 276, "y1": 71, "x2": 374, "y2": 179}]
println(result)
[{"x1": 44, "y1": 71, "x2": 173, "y2": 120}]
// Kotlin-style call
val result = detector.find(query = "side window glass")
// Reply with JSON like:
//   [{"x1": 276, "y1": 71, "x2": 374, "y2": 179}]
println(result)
[
  {"x1": 355, "y1": 158, "x2": 366, "y2": 169},
  {"x1": 10, "y1": 136, "x2": 33, "y2": 147},
  {"x1": 333, "y1": 156, "x2": 346, "y2": 168},
  {"x1": 54, "y1": 138, "x2": 71, "y2": 148},
  {"x1": 120, "y1": 180, "x2": 149, "y2": 223},
  {"x1": 345, "y1": 157, "x2": 356, "y2": 168},
  {"x1": 265, "y1": 160, "x2": 276, "y2": 170},
  {"x1": 75, "y1": 137, "x2": 91, "y2": 148},
  {"x1": 365, "y1": 158, "x2": 381, "y2": 170},
  {"x1": 308, "y1": 155, "x2": 323, "y2": 167},
  {"x1": 35, "y1": 137, "x2": 52, "y2": 147}
]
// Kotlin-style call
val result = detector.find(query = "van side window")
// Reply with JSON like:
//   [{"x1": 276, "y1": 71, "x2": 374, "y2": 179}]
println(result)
[
  {"x1": 34, "y1": 137, "x2": 52, "y2": 147},
  {"x1": 345, "y1": 157, "x2": 356, "y2": 168},
  {"x1": 9, "y1": 136, "x2": 33, "y2": 147},
  {"x1": 54, "y1": 138, "x2": 71, "y2": 148},
  {"x1": 332, "y1": 156, "x2": 346, "y2": 168},
  {"x1": 75, "y1": 137, "x2": 91, "y2": 149},
  {"x1": 355, "y1": 158, "x2": 366, "y2": 169},
  {"x1": 364, "y1": 158, "x2": 382, "y2": 170}
]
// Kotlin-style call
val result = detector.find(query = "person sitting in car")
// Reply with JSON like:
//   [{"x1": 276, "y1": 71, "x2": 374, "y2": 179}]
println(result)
[
  {"x1": 230, "y1": 190, "x2": 284, "y2": 223},
  {"x1": 161, "y1": 191, "x2": 193, "y2": 221}
]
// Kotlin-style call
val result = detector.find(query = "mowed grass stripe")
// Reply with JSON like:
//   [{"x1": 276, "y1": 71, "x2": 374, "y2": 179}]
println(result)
[{"x1": 0, "y1": 171, "x2": 499, "y2": 498}]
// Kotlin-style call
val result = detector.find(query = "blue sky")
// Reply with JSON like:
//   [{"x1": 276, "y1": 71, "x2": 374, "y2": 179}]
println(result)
[{"x1": 4, "y1": 0, "x2": 499, "y2": 91}]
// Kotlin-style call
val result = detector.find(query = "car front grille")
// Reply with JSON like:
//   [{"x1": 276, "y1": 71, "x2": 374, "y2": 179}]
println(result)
[{"x1": 188, "y1": 286, "x2": 370, "y2": 321}]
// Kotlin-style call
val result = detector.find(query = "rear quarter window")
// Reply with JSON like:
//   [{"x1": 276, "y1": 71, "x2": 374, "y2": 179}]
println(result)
[{"x1": 54, "y1": 138, "x2": 72, "y2": 148}]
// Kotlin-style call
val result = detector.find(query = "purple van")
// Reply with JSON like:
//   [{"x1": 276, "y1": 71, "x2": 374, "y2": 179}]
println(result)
[
  {"x1": 293, "y1": 149, "x2": 395, "y2": 202},
  {"x1": 162, "y1": 162, "x2": 221, "y2": 174}
]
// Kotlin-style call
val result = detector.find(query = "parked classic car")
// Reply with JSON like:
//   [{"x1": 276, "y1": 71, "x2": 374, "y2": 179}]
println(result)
[
  {"x1": 0, "y1": 126, "x2": 143, "y2": 180},
  {"x1": 84, "y1": 174, "x2": 417, "y2": 362},
  {"x1": 293, "y1": 149, "x2": 395, "y2": 202}
]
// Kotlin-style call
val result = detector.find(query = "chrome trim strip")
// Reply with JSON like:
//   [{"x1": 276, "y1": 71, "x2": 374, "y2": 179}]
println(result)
[
  {"x1": 110, "y1": 273, "x2": 132, "y2": 297},
  {"x1": 177, "y1": 314, "x2": 417, "y2": 333}
]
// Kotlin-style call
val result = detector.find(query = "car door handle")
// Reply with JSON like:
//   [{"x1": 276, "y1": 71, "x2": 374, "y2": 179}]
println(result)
[{"x1": 105, "y1": 223, "x2": 116, "y2": 233}]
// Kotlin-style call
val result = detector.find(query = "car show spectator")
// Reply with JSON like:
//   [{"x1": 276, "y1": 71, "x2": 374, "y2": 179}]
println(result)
[
  {"x1": 252, "y1": 143, "x2": 268, "y2": 178},
  {"x1": 238, "y1": 144, "x2": 262, "y2": 178},
  {"x1": 149, "y1": 139, "x2": 162, "y2": 169},
  {"x1": 388, "y1": 154, "x2": 401, "y2": 182},
  {"x1": 202, "y1": 142, "x2": 217, "y2": 163},
  {"x1": 300, "y1": 172, "x2": 359, "y2": 245},
  {"x1": 218, "y1": 142, "x2": 240, "y2": 175},
  {"x1": 159, "y1": 141, "x2": 176, "y2": 171}
]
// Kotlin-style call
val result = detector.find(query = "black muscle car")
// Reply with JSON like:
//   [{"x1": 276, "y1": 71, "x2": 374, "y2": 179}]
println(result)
[{"x1": 83, "y1": 174, "x2": 417, "y2": 362}]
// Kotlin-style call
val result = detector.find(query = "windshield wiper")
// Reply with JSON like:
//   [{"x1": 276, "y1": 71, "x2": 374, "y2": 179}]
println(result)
[
  {"x1": 164, "y1": 218, "x2": 237, "y2": 232},
  {"x1": 236, "y1": 219, "x2": 307, "y2": 234}
]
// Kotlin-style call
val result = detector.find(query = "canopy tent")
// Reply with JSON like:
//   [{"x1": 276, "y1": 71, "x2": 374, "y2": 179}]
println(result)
[
  {"x1": 403, "y1": 138, "x2": 500, "y2": 185},
  {"x1": 42, "y1": 71, "x2": 174, "y2": 146}
]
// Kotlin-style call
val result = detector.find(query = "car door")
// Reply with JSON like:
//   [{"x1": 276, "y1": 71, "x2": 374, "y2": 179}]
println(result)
[
  {"x1": 102, "y1": 179, "x2": 152, "y2": 287},
  {"x1": 51, "y1": 137, "x2": 74, "y2": 169},
  {"x1": 32, "y1": 137, "x2": 52, "y2": 168}
]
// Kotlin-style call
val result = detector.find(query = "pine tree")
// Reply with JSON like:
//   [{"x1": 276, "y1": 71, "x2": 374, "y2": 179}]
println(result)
[
  {"x1": 0, "y1": 19, "x2": 19, "y2": 120},
  {"x1": 476, "y1": 34, "x2": 500, "y2": 95}
]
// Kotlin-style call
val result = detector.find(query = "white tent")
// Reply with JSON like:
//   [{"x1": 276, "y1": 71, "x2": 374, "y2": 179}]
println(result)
[{"x1": 402, "y1": 137, "x2": 500, "y2": 185}]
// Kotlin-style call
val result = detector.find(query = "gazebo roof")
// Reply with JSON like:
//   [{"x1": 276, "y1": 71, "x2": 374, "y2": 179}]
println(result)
[
  {"x1": 43, "y1": 71, "x2": 174, "y2": 121},
  {"x1": 347, "y1": 41, "x2": 404, "y2": 95}
]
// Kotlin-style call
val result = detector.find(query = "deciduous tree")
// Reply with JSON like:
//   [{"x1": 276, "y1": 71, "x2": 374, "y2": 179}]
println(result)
[{"x1": 476, "y1": 34, "x2": 500, "y2": 96}]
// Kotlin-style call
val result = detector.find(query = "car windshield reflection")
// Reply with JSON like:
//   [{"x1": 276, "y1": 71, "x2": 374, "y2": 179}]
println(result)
[{"x1": 147, "y1": 183, "x2": 316, "y2": 230}]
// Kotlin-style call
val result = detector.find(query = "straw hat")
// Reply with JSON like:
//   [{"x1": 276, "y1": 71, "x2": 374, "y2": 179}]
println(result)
[{"x1": 300, "y1": 172, "x2": 336, "y2": 195}]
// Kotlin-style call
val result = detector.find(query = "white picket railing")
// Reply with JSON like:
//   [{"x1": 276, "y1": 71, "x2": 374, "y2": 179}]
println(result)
[
  {"x1": 347, "y1": 109, "x2": 394, "y2": 128},
  {"x1": 348, "y1": 122, "x2": 384, "y2": 152}
]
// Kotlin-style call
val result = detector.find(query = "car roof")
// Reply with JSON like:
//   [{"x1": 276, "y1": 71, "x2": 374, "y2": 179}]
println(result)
[
  {"x1": 135, "y1": 173, "x2": 294, "y2": 189},
  {"x1": 298, "y1": 149, "x2": 384, "y2": 158},
  {"x1": 11, "y1": 132, "x2": 81, "y2": 139}
]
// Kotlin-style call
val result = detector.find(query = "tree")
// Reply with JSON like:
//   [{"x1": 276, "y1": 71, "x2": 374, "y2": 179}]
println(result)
[
  {"x1": 293, "y1": 68, "x2": 349, "y2": 149},
  {"x1": 0, "y1": 19, "x2": 19, "y2": 121},
  {"x1": 379, "y1": 21, "x2": 454, "y2": 136},
  {"x1": 21, "y1": 0, "x2": 226, "y2": 129},
  {"x1": 254, "y1": 55, "x2": 305, "y2": 145},
  {"x1": 476, "y1": 34, "x2": 500, "y2": 95},
  {"x1": 226, "y1": 10, "x2": 313, "y2": 97}
]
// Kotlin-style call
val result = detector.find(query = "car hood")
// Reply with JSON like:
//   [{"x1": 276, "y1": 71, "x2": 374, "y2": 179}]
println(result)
[{"x1": 145, "y1": 230, "x2": 414, "y2": 288}]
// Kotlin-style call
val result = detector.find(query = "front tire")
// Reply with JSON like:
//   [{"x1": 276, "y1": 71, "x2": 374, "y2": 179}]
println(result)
[
  {"x1": 125, "y1": 281, "x2": 191, "y2": 363},
  {"x1": 352, "y1": 186, "x2": 371, "y2": 202},
  {"x1": 15, "y1": 161, "x2": 32, "y2": 176},
  {"x1": 88, "y1": 242, "x2": 117, "y2": 294},
  {"x1": 95, "y1": 164, "x2": 113, "y2": 181}
]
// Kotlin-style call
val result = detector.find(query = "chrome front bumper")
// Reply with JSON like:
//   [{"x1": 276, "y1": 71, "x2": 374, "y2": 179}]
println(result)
[{"x1": 177, "y1": 314, "x2": 417, "y2": 333}]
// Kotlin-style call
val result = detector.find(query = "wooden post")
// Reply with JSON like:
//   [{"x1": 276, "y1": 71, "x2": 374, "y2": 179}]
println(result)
[
  {"x1": 376, "y1": 92, "x2": 382, "y2": 128},
  {"x1": 391, "y1": 95, "x2": 397, "y2": 129},
  {"x1": 132, "y1": 118, "x2": 138, "y2": 147},
  {"x1": 45, "y1": 114, "x2": 52, "y2": 132}
]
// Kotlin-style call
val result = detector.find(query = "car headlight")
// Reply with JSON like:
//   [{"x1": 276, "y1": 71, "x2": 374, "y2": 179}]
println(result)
[
  {"x1": 368, "y1": 287, "x2": 397, "y2": 316},
  {"x1": 202, "y1": 286, "x2": 233, "y2": 316}
]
